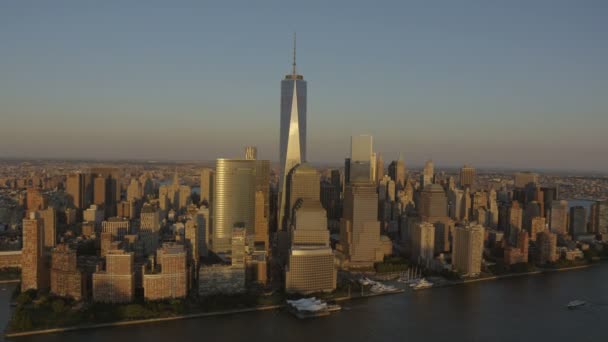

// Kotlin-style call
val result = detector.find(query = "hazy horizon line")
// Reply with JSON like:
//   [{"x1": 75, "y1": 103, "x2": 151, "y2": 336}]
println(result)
[{"x1": 1, "y1": 155, "x2": 607, "y2": 176}]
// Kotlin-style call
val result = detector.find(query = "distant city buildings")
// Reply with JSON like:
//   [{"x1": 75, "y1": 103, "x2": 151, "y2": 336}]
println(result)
[
  {"x1": 2, "y1": 38, "x2": 608, "y2": 313},
  {"x1": 514, "y1": 172, "x2": 539, "y2": 189},
  {"x1": 459, "y1": 165, "x2": 476, "y2": 189}
]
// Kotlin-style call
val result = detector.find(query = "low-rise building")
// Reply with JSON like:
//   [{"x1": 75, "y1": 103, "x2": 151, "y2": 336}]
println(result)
[{"x1": 198, "y1": 264, "x2": 245, "y2": 296}]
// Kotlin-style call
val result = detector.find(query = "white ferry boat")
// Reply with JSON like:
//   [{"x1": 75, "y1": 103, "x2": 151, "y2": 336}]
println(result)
[{"x1": 567, "y1": 300, "x2": 586, "y2": 309}]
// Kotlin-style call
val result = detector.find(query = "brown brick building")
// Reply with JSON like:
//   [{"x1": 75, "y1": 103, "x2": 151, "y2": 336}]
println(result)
[
  {"x1": 21, "y1": 213, "x2": 49, "y2": 291},
  {"x1": 26, "y1": 188, "x2": 47, "y2": 211},
  {"x1": 92, "y1": 245, "x2": 134, "y2": 303},
  {"x1": 143, "y1": 243, "x2": 188, "y2": 300},
  {"x1": 50, "y1": 244, "x2": 87, "y2": 300}
]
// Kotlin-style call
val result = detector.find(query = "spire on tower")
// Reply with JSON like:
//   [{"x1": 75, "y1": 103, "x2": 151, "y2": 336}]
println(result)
[{"x1": 292, "y1": 32, "x2": 297, "y2": 75}]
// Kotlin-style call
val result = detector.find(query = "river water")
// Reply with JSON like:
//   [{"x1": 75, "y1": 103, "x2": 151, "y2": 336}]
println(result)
[{"x1": 2, "y1": 264, "x2": 608, "y2": 342}]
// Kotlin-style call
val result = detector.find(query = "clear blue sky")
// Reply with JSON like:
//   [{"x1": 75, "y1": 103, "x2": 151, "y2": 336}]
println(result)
[{"x1": 1, "y1": 0, "x2": 607, "y2": 171}]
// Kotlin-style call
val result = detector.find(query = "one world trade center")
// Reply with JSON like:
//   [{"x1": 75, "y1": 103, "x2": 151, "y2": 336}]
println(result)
[{"x1": 279, "y1": 34, "x2": 307, "y2": 229}]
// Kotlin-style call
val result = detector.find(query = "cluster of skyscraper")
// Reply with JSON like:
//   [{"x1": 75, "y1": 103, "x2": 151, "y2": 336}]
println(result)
[{"x1": 13, "y1": 38, "x2": 608, "y2": 306}]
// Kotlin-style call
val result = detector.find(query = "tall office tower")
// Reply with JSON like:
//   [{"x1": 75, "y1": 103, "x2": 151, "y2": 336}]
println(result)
[
  {"x1": 590, "y1": 200, "x2": 608, "y2": 234},
  {"x1": 90, "y1": 167, "x2": 120, "y2": 217},
  {"x1": 419, "y1": 183, "x2": 454, "y2": 252},
  {"x1": 388, "y1": 156, "x2": 406, "y2": 189},
  {"x1": 143, "y1": 243, "x2": 188, "y2": 300},
  {"x1": 387, "y1": 179, "x2": 396, "y2": 202},
  {"x1": 330, "y1": 169, "x2": 342, "y2": 194},
  {"x1": 508, "y1": 201, "x2": 523, "y2": 243},
  {"x1": 421, "y1": 160, "x2": 434, "y2": 188},
  {"x1": 536, "y1": 229, "x2": 557, "y2": 264},
  {"x1": 370, "y1": 153, "x2": 377, "y2": 183},
  {"x1": 461, "y1": 187, "x2": 472, "y2": 221},
  {"x1": 142, "y1": 176, "x2": 154, "y2": 198},
  {"x1": 93, "y1": 246, "x2": 135, "y2": 303},
  {"x1": 196, "y1": 206, "x2": 210, "y2": 257},
  {"x1": 344, "y1": 158, "x2": 351, "y2": 185},
  {"x1": 126, "y1": 178, "x2": 142, "y2": 201},
  {"x1": 337, "y1": 183, "x2": 385, "y2": 268},
  {"x1": 459, "y1": 165, "x2": 476, "y2": 189},
  {"x1": 252, "y1": 159, "x2": 270, "y2": 245},
  {"x1": 448, "y1": 188, "x2": 464, "y2": 221},
  {"x1": 410, "y1": 221, "x2": 435, "y2": 265},
  {"x1": 569, "y1": 206, "x2": 587, "y2": 238},
  {"x1": 452, "y1": 223, "x2": 484, "y2": 277},
  {"x1": 531, "y1": 187, "x2": 545, "y2": 215},
  {"x1": 285, "y1": 201, "x2": 336, "y2": 294},
  {"x1": 523, "y1": 201, "x2": 541, "y2": 231},
  {"x1": 320, "y1": 180, "x2": 341, "y2": 220},
  {"x1": 549, "y1": 200, "x2": 569, "y2": 235},
  {"x1": 375, "y1": 153, "x2": 385, "y2": 184},
  {"x1": 530, "y1": 216, "x2": 546, "y2": 242},
  {"x1": 279, "y1": 35, "x2": 307, "y2": 233},
  {"x1": 283, "y1": 163, "x2": 320, "y2": 228},
  {"x1": 39, "y1": 207, "x2": 56, "y2": 248},
  {"x1": 540, "y1": 186, "x2": 558, "y2": 217},
  {"x1": 348, "y1": 135, "x2": 374, "y2": 183},
  {"x1": 213, "y1": 159, "x2": 256, "y2": 253},
  {"x1": 244, "y1": 146, "x2": 258, "y2": 160},
  {"x1": 185, "y1": 219, "x2": 199, "y2": 270},
  {"x1": 200, "y1": 168, "x2": 215, "y2": 205},
  {"x1": 93, "y1": 175, "x2": 108, "y2": 206},
  {"x1": 514, "y1": 172, "x2": 539, "y2": 189},
  {"x1": 419, "y1": 184, "x2": 448, "y2": 219},
  {"x1": 21, "y1": 212, "x2": 49, "y2": 291},
  {"x1": 488, "y1": 189, "x2": 499, "y2": 228},
  {"x1": 50, "y1": 244, "x2": 86, "y2": 300},
  {"x1": 177, "y1": 185, "x2": 192, "y2": 210},
  {"x1": 254, "y1": 191, "x2": 269, "y2": 251},
  {"x1": 26, "y1": 187, "x2": 47, "y2": 211},
  {"x1": 66, "y1": 173, "x2": 87, "y2": 208}
]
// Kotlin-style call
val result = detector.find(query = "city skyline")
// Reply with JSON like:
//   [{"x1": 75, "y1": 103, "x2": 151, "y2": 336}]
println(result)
[{"x1": 1, "y1": 1, "x2": 608, "y2": 172}]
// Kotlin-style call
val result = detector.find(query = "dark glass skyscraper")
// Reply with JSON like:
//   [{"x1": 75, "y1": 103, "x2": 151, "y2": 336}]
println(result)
[{"x1": 279, "y1": 35, "x2": 307, "y2": 229}]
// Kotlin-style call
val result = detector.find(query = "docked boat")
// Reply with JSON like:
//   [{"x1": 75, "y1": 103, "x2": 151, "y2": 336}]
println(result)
[
  {"x1": 567, "y1": 300, "x2": 586, "y2": 309},
  {"x1": 286, "y1": 298, "x2": 341, "y2": 319},
  {"x1": 410, "y1": 278, "x2": 433, "y2": 290}
]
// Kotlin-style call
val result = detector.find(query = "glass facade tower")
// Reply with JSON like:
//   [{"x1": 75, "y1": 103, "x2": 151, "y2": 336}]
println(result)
[{"x1": 279, "y1": 37, "x2": 307, "y2": 230}]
